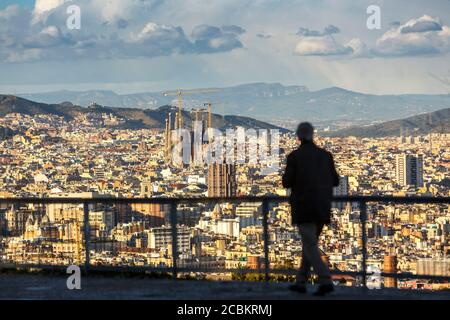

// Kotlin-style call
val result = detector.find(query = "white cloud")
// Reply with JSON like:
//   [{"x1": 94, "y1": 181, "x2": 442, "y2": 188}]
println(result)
[
  {"x1": 0, "y1": 1, "x2": 245, "y2": 63},
  {"x1": 191, "y1": 25, "x2": 245, "y2": 53},
  {"x1": 294, "y1": 24, "x2": 366, "y2": 57},
  {"x1": 375, "y1": 15, "x2": 450, "y2": 56},
  {"x1": 400, "y1": 15, "x2": 443, "y2": 34},
  {"x1": 6, "y1": 48, "x2": 43, "y2": 63},
  {"x1": 23, "y1": 25, "x2": 68, "y2": 49},
  {"x1": 34, "y1": 0, "x2": 68, "y2": 15},
  {"x1": 346, "y1": 38, "x2": 369, "y2": 57},
  {"x1": 294, "y1": 16, "x2": 450, "y2": 58},
  {"x1": 32, "y1": 0, "x2": 69, "y2": 24},
  {"x1": 294, "y1": 36, "x2": 353, "y2": 56}
]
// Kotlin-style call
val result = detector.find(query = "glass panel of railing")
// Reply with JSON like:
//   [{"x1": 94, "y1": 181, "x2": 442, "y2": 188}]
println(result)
[
  {"x1": 175, "y1": 200, "x2": 266, "y2": 280},
  {"x1": 265, "y1": 200, "x2": 298, "y2": 282},
  {"x1": 365, "y1": 202, "x2": 449, "y2": 291},
  {"x1": 86, "y1": 201, "x2": 172, "y2": 274},
  {"x1": 0, "y1": 201, "x2": 86, "y2": 267},
  {"x1": 272, "y1": 200, "x2": 364, "y2": 287}
]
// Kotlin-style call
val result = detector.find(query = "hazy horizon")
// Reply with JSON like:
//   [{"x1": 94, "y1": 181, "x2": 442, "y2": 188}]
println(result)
[{"x1": 1, "y1": 81, "x2": 449, "y2": 96}]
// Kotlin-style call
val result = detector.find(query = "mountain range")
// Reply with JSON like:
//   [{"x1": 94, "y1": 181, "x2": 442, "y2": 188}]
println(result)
[
  {"x1": 1, "y1": 94, "x2": 448, "y2": 137},
  {"x1": 17, "y1": 83, "x2": 450, "y2": 124},
  {"x1": 0, "y1": 95, "x2": 287, "y2": 132},
  {"x1": 326, "y1": 108, "x2": 450, "y2": 137}
]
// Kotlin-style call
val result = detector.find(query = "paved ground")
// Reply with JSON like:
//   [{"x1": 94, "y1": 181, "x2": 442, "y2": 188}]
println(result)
[{"x1": 0, "y1": 273, "x2": 449, "y2": 300}]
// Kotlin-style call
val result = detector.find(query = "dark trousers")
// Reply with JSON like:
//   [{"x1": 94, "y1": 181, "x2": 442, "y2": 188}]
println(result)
[{"x1": 296, "y1": 222, "x2": 332, "y2": 285}]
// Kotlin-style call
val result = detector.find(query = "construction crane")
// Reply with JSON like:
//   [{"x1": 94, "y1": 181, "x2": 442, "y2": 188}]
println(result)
[
  {"x1": 162, "y1": 88, "x2": 222, "y2": 129},
  {"x1": 205, "y1": 101, "x2": 228, "y2": 126},
  {"x1": 191, "y1": 108, "x2": 208, "y2": 127},
  {"x1": 191, "y1": 102, "x2": 222, "y2": 128}
]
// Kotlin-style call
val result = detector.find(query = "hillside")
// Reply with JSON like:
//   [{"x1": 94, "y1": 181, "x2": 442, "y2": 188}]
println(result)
[
  {"x1": 0, "y1": 95, "x2": 288, "y2": 132},
  {"x1": 0, "y1": 95, "x2": 83, "y2": 119},
  {"x1": 326, "y1": 108, "x2": 450, "y2": 137}
]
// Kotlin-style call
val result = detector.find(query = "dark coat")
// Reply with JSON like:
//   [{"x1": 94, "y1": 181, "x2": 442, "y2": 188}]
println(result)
[{"x1": 282, "y1": 142, "x2": 339, "y2": 225}]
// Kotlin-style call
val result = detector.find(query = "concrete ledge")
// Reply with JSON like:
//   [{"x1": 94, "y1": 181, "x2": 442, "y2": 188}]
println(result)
[{"x1": 0, "y1": 273, "x2": 449, "y2": 300}]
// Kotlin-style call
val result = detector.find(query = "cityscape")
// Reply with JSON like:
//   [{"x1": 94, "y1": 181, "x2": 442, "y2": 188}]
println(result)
[
  {"x1": 0, "y1": 0, "x2": 449, "y2": 305},
  {"x1": 0, "y1": 105, "x2": 448, "y2": 291}
]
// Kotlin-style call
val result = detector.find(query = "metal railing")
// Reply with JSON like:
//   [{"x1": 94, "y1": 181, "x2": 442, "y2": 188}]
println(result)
[{"x1": 0, "y1": 195, "x2": 449, "y2": 288}]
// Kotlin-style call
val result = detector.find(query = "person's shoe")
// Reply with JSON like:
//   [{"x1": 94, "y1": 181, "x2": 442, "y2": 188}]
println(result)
[
  {"x1": 288, "y1": 284, "x2": 307, "y2": 293},
  {"x1": 313, "y1": 283, "x2": 334, "y2": 296}
]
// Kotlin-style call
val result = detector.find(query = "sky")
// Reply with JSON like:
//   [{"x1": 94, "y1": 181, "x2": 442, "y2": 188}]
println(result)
[{"x1": 0, "y1": 0, "x2": 449, "y2": 94}]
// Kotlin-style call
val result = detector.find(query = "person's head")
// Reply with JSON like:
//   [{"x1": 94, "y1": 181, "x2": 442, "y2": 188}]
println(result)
[{"x1": 296, "y1": 122, "x2": 314, "y2": 144}]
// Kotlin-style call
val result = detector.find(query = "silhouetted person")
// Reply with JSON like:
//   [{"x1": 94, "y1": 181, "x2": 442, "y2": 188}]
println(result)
[{"x1": 282, "y1": 122, "x2": 339, "y2": 296}]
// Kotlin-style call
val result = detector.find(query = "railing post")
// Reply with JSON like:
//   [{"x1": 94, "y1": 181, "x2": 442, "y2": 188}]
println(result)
[
  {"x1": 360, "y1": 201, "x2": 368, "y2": 289},
  {"x1": 83, "y1": 202, "x2": 90, "y2": 273},
  {"x1": 262, "y1": 199, "x2": 270, "y2": 282},
  {"x1": 170, "y1": 200, "x2": 178, "y2": 280}
]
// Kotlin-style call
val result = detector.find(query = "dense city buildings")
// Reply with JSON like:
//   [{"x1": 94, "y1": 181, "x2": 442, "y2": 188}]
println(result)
[
  {"x1": 207, "y1": 164, "x2": 237, "y2": 198},
  {"x1": 0, "y1": 111, "x2": 448, "y2": 290},
  {"x1": 396, "y1": 154, "x2": 424, "y2": 188},
  {"x1": 333, "y1": 175, "x2": 349, "y2": 210}
]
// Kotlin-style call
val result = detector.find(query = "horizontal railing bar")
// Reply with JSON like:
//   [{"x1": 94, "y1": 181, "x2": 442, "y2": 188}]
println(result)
[{"x1": 0, "y1": 195, "x2": 448, "y2": 204}]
